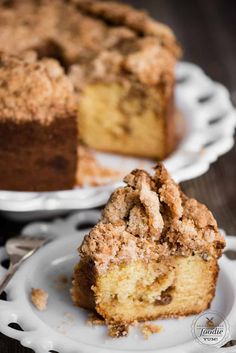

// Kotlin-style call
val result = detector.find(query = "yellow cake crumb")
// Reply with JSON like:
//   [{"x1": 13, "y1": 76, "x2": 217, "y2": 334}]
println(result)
[
  {"x1": 54, "y1": 274, "x2": 69, "y2": 291},
  {"x1": 31, "y1": 288, "x2": 48, "y2": 311},
  {"x1": 108, "y1": 323, "x2": 129, "y2": 338},
  {"x1": 86, "y1": 312, "x2": 105, "y2": 326},
  {"x1": 141, "y1": 323, "x2": 162, "y2": 339}
]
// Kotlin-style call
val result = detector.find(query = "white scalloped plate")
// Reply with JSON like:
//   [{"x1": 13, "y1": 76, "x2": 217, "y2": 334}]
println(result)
[
  {"x1": 0, "y1": 211, "x2": 236, "y2": 353},
  {"x1": 0, "y1": 61, "x2": 236, "y2": 219}
]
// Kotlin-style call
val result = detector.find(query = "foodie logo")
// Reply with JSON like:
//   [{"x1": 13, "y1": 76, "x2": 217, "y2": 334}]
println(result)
[{"x1": 191, "y1": 310, "x2": 230, "y2": 347}]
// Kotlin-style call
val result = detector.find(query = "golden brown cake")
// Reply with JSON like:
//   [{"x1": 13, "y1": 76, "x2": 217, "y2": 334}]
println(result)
[
  {"x1": 70, "y1": 0, "x2": 181, "y2": 159},
  {"x1": 0, "y1": 52, "x2": 78, "y2": 191},
  {"x1": 0, "y1": 0, "x2": 181, "y2": 161},
  {"x1": 71, "y1": 163, "x2": 225, "y2": 334}
]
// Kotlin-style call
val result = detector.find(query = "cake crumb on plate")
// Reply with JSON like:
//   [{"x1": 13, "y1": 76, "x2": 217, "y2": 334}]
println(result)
[
  {"x1": 141, "y1": 323, "x2": 162, "y2": 339},
  {"x1": 54, "y1": 273, "x2": 69, "y2": 291},
  {"x1": 108, "y1": 323, "x2": 129, "y2": 338},
  {"x1": 76, "y1": 146, "x2": 123, "y2": 187},
  {"x1": 86, "y1": 312, "x2": 105, "y2": 326},
  {"x1": 31, "y1": 288, "x2": 48, "y2": 311}
]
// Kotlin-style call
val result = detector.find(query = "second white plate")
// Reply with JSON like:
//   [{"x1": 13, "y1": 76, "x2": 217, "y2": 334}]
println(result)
[{"x1": 0, "y1": 211, "x2": 236, "y2": 353}]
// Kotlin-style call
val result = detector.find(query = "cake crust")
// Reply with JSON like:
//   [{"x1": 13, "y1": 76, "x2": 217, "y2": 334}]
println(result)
[{"x1": 0, "y1": 52, "x2": 78, "y2": 191}]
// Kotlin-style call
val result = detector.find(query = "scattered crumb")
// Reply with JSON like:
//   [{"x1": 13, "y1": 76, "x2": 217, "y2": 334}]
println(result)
[
  {"x1": 86, "y1": 310, "x2": 163, "y2": 340},
  {"x1": 76, "y1": 146, "x2": 124, "y2": 186},
  {"x1": 58, "y1": 274, "x2": 68, "y2": 284},
  {"x1": 54, "y1": 273, "x2": 69, "y2": 291},
  {"x1": 31, "y1": 288, "x2": 48, "y2": 311},
  {"x1": 108, "y1": 323, "x2": 129, "y2": 338},
  {"x1": 86, "y1": 312, "x2": 105, "y2": 326},
  {"x1": 131, "y1": 320, "x2": 139, "y2": 327},
  {"x1": 64, "y1": 312, "x2": 75, "y2": 323},
  {"x1": 141, "y1": 323, "x2": 162, "y2": 340},
  {"x1": 55, "y1": 312, "x2": 75, "y2": 334}
]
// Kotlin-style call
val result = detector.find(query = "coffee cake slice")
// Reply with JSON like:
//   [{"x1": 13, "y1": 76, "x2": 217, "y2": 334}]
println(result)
[
  {"x1": 0, "y1": 52, "x2": 78, "y2": 191},
  {"x1": 72, "y1": 163, "x2": 225, "y2": 329}
]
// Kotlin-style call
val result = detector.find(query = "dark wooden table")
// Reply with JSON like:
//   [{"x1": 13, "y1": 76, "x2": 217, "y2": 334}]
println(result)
[{"x1": 1, "y1": 0, "x2": 236, "y2": 351}]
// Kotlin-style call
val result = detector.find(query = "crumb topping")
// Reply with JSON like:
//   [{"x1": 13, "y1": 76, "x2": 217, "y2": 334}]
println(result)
[
  {"x1": 53, "y1": 273, "x2": 69, "y2": 291},
  {"x1": 0, "y1": 0, "x2": 181, "y2": 89},
  {"x1": 0, "y1": 52, "x2": 76, "y2": 123},
  {"x1": 80, "y1": 163, "x2": 225, "y2": 273},
  {"x1": 31, "y1": 288, "x2": 48, "y2": 311},
  {"x1": 72, "y1": 0, "x2": 181, "y2": 57},
  {"x1": 127, "y1": 170, "x2": 164, "y2": 234},
  {"x1": 154, "y1": 164, "x2": 183, "y2": 219}
]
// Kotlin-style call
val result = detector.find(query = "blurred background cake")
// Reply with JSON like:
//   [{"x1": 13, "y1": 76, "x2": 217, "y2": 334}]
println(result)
[
  {"x1": 0, "y1": 52, "x2": 77, "y2": 191},
  {"x1": 70, "y1": 0, "x2": 181, "y2": 159},
  {"x1": 0, "y1": 0, "x2": 181, "y2": 191}
]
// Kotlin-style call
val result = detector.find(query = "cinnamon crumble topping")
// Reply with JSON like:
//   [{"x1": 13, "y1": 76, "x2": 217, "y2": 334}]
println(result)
[
  {"x1": 0, "y1": 0, "x2": 181, "y2": 90},
  {"x1": 72, "y1": 0, "x2": 181, "y2": 57},
  {"x1": 79, "y1": 163, "x2": 225, "y2": 274},
  {"x1": 0, "y1": 52, "x2": 76, "y2": 124}
]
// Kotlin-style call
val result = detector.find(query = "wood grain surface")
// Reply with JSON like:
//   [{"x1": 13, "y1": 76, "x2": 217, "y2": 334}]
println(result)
[{"x1": 0, "y1": 0, "x2": 236, "y2": 351}]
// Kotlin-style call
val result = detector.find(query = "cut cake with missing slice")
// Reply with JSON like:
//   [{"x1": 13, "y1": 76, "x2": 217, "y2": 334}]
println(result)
[
  {"x1": 71, "y1": 163, "x2": 225, "y2": 333},
  {"x1": 0, "y1": 0, "x2": 181, "y2": 160}
]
